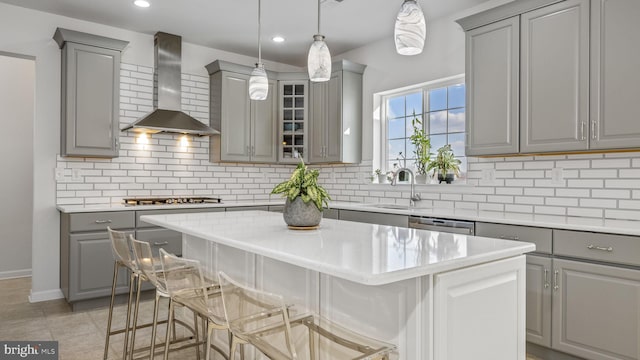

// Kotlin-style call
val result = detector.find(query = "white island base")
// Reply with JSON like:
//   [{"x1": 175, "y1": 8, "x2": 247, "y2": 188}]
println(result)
[{"x1": 142, "y1": 211, "x2": 532, "y2": 360}]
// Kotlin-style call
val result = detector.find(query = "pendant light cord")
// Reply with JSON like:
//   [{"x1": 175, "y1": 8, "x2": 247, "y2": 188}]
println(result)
[
  {"x1": 258, "y1": 0, "x2": 262, "y2": 63},
  {"x1": 317, "y1": 0, "x2": 321, "y2": 34}
]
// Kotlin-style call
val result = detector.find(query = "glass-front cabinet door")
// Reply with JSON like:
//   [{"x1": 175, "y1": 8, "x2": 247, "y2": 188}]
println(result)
[{"x1": 278, "y1": 80, "x2": 308, "y2": 163}]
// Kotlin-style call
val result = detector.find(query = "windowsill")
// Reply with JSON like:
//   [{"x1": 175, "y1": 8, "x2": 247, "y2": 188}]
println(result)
[{"x1": 364, "y1": 182, "x2": 478, "y2": 194}]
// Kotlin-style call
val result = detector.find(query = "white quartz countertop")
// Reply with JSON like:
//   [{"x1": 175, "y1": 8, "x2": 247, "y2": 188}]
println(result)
[
  {"x1": 57, "y1": 200, "x2": 640, "y2": 236},
  {"x1": 329, "y1": 201, "x2": 640, "y2": 237},
  {"x1": 141, "y1": 210, "x2": 535, "y2": 286},
  {"x1": 56, "y1": 200, "x2": 284, "y2": 213}
]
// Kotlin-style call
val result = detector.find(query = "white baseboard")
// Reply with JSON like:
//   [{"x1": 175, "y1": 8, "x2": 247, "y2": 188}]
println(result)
[
  {"x1": 0, "y1": 268, "x2": 31, "y2": 280},
  {"x1": 29, "y1": 288, "x2": 64, "y2": 303}
]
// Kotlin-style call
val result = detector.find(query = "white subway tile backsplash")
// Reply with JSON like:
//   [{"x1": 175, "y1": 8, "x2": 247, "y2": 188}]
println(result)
[
  {"x1": 567, "y1": 208, "x2": 603, "y2": 218},
  {"x1": 54, "y1": 62, "x2": 640, "y2": 221},
  {"x1": 592, "y1": 189, "x2": 630, "y2": 199},
  {"x1": 591, "y1": 159, "x2": 631, "y2": 168}
]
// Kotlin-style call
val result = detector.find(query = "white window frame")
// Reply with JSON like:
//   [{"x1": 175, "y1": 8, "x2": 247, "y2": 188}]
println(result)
[{"x1": 378, "y1": 74, "x2": 466, "y2": 174}]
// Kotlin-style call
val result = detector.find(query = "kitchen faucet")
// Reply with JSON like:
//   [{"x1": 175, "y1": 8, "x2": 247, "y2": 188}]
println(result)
[{"x1": 390, "y1": 168, "x2": 421, "y2": 206}]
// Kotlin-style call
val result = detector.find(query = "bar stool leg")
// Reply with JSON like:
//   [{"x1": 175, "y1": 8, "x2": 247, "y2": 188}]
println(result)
[
  {"x1": 229, "y1": 336, "x2": 238, "y2": 360},
  {"x1": 103, "y1": 261, "x2": 120, "y2": 360},
  {"x1": 204, "y1": 322, "x2": 213, "y2": 360},
  {"x1": 308, "y1": 327, "x2": 316, "y2": 360},
  {"x1": 163, "y1": 299, "x2": 175, "y2": 360},
  {"x1": 128, "y1": 275, "x2": 144, "y2": 360},
  {"x1": 149, "y1": 292, "x2": 161, "y2": 360},
  {"x1": 193, "y1": 311, "x2": 201, "y2": 360},
  {"x1": 123, "y1": 271, "x2": 136, "y2": 360}
]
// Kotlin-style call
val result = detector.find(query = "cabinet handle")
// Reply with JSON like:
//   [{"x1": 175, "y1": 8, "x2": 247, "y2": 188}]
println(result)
[
  {"x1": 580, "y1": 122, "x2": 586, "y2": 141},
  {"x1": 587, "y1": 244, "x2": 613, "y2": 252},
  {"x1": 553, "y1": 270, "x2": 559, "y2": 291},
  {"x1": 94, "y1": 220, "x2": 112, "y2": 224},
  {"x1": 544, "y1": 269, "x2": 550, "y2": 289},
  {"x1": 499, "y1": 235, "x2": 519, "y2": 241},
  {"x1": 153, "y1": 241, "x2": 169, "y2": 246},
  {"x1": 591, "y1": 121, "x2": 597, "y2": 140}
]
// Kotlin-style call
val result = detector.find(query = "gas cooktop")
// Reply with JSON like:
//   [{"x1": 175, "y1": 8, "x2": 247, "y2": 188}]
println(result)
[{"x1": 122, "y1": 197, "x2": 222, "y2": 206}]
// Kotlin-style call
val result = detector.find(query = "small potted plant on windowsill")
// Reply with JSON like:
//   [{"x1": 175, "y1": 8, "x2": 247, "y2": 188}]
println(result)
[
  {"x1": 427, "y1": 144, "x2": 461, "y2": 184},
  {"x1": 373, "y1": 169, "x2": 388, "y2": 184},
  {"x1": 271, "y1": 161, "x2": 331, "y2": 229},
  {"x1": 408, "y1": 115, "x2": 431, "y2": 184}
]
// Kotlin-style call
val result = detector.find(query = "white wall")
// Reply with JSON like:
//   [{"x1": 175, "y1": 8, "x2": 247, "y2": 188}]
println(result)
[
  {"x1": 0, "y1": 2, "x2": 300, "y2": 301},
  {"x1": 0, "y1": 54, "x2": 34, "y2": 279}
]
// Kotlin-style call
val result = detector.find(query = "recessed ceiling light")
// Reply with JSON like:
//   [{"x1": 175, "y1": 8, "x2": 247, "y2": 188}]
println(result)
[
  {"x1": 272, "y1": 36, "x2": 285, "y2": 43},
  {"x1": 134, "y1": 0, "x2": 150, "y2": 8}
]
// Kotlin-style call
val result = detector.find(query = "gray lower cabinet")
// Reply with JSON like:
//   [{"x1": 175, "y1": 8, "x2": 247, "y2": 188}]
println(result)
[
  {"x1": 69, "y1": 231, "x2": 132, "y2": 302},
  {"x1": 60, "y1": 211, "x2": 135, "y2": 303},
  {"x1": 590, "y1": 0, "x2": 640, "y2": 150},
  {"x1": 525, "y1": 255, "x2": 552, "y2": 347},
  {"x1": 53, "y1": 28, "x2": 128, "y2": 158},
  {"x1": 465, "y1": 16, "x2": 520, "y2": 156},
  {"x1": 552, "y1": 259, "x2": 640, "y2": 360},
  {"x1": 322, "y1": 208, "x2": 339, "y2": 220},
  {"x1": 520, "y1": 0, "x2": 590, "y2": 153},
  {"x1": 338, "y1": 210, "x2": 408, "y2": 227},
  {"x1": 61, "y1": 207, "x2": 224, "y2": 307}
]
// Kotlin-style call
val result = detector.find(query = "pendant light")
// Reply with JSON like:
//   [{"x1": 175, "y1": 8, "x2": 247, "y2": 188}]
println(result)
[
  {"x1": 249, "y1": 0, "x2": 268, "y2": 100},
  {"x1": 394, "y1": 0, "x2": 426, "y2": 56},
  {"x1": 307, "y1": 0, "x2": 331, "y2": 82}
]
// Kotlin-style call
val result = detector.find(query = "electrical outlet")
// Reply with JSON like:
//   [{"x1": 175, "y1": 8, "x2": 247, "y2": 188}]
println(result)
[
  {"x1": 482, "y1": 169, "x2": 496, "y2": 183},
  {"x1": 54, "y1": 168, "x2": 65, "y2": 181},
  {"x1": 551, "y1": 168, "x2": 564, "y2": 184},
  {"x1": 71, "y1": 168, "x2": 82, "y2": 182}
]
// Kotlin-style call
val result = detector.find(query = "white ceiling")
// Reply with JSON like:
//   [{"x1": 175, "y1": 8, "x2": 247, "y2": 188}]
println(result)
[{"x1": 0, "y1": 0, "x2": 490, "y2": 66}]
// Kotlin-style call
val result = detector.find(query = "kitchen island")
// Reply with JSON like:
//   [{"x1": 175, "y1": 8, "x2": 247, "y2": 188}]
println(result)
[{"x1": 141, "y1": 210, "x2": 535, "y2": 360}]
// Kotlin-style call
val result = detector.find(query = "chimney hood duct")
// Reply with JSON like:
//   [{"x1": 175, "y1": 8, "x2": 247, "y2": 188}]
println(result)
[{"x1": 121, "y1": 32, "x2": 218, "y2": 136}]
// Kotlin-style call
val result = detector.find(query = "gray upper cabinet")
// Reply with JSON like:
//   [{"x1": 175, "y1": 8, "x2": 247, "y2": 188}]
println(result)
[
  {"x1": 459, "y1": 0, "x2": 640, "y2": 155},
  {"x1": 278, "y1": 78, "x2": 309, "y2": 163},
  {"x1": 54, "y1": 28, "x2": 128, "y2": 158},
  {"x1": 590, "y1": 0, "x2": 640, "y2": 150},
  {"x1": 207, "y1": 61, "x2": 277, "y2": 163},
  {"x1": 465, "y1": 16, "x2": 520, "y2": 156},
  {"x1": 520, "y1": 0, "x2": 590, "y2": 153},
  {"x1": 309, "y1": 60, "x2": 365, "y2": 164}
]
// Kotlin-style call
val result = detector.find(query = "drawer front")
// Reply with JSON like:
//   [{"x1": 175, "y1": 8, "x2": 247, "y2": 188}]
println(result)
[
  {"x1": 226, "y1": 206, "x2": 269, "y2": 212},
  {"x1": 135, "y1": 228, "x2": 182, "y2": 257},
  {"x1": 475, "y1": 222, "x2": 552, "y2": 254},
  {"x1": 69, "y1": 211, "x2": 135, "y2": 232},
  {"x1": 339, "y1": 210, "x2": 408, "y2": 227},
  {"x1": 554, "y1": 230, "x2": 640, "y2": 266},
  {"x1": 136, "y1": 208, "x2": 224, "y2": 229}
]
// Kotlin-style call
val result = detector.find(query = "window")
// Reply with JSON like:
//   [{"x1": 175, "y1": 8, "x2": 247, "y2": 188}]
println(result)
[{"x1": 383, "y1": 76, "x2": 466, "y2": 180}]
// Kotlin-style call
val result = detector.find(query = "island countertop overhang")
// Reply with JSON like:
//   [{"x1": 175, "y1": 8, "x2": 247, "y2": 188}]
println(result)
[{"x1": 140, "y1": 210, "x2": 535, "y2": 286}]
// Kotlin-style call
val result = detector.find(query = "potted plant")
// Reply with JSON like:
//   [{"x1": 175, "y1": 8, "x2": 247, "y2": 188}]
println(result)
[
  {"x1": 373, "y1": 169, "x2": 389, "y2": 184},
  {"x1": 408, "y1": 116, "x2": 431, "y2": 184},
  {"x1": 427, "y1": 144, "x2": 461, "y2": 184},
  {"x1": 271, "y1": 161, "x2": 331, "y2": 228}
]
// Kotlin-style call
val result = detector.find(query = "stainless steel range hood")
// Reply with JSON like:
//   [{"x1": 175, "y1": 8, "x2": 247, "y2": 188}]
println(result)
[{"x1": 121, "y1": 32, "x2": 218, "y2": 136}]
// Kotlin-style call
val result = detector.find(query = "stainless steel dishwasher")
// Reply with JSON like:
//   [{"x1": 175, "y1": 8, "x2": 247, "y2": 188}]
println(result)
[{"x1": 408, "y1": 216, "x2": 475, "y2": 235}]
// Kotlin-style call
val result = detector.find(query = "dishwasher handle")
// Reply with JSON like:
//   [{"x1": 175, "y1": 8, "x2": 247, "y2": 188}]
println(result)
[{"x1": 409, "y1": 217, "x2": 475, "y2": 235}]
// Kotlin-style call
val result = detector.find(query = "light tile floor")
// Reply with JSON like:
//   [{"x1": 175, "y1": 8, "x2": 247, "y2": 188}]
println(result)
[{"x1": 0, "y1": 277, "x2": 545, "y2": 360}]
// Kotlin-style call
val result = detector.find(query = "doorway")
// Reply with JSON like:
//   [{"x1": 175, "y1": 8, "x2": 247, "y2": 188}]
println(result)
[{"x1": 0, "y1": 53, "x2": 35, "y2": 279}]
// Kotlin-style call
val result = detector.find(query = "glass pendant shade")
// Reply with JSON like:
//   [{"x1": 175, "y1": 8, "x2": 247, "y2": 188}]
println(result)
[
  {"x1": 249, "y1": 63, "x2": 269, "y2": 100},
  {"x1": 308, "y1": 35, "x2": 332, "y2": 82},
  {"x1": 394, "y1": 0, "x2": 426, "y2": 56}
]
